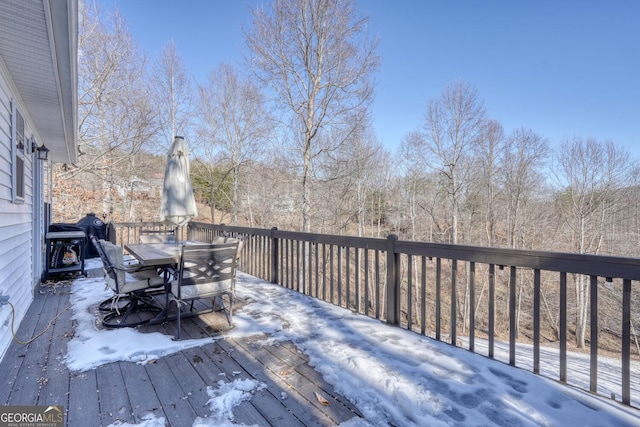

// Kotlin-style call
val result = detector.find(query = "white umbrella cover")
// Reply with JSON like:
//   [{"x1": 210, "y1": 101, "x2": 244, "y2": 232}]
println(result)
[{"x1": 160, "y1": 136, "x2": 197, "y2": 227}]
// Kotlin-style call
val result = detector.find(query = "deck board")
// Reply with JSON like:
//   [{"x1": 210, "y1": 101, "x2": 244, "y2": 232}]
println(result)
[
  {"x1": 219, "y1": 337, "x2": 343, "y2": 427},
  {"x1": 0, "y1": 272, "x2": 362, "y2": 426},
  {"x1": 144, "y1": 357, "x2": 199, "y2": 426},
  {"x1": 233, "y1": 338, "x2": 358, "y2": 425},
  {"x1": 8, "y1": 288, "x2": 60, "y2": 406},
  {"x1": 180, "y1": 345, "x2": 273, "y2": 426},
  {"x1": 266, "y1": 341, "x2": 363, "y2": 418},
  {"x1": 164, "y1": 351, "x2": 213, "y2": 418},
  {"x1": 68, "y1": 371, "x2": 100, "y2": 426},
  {"x1": 96, "y1": 361, "x2": 135, "y2": 424},
  {"x1": 0, "y1": 287, "x2": 47, "y2": 406},
  {"x1": 119, "y1": 361, "x2": 164, "y2": 423},
  {"x1": 40, "y1": 287, "x2": 73, "y2": 407}
]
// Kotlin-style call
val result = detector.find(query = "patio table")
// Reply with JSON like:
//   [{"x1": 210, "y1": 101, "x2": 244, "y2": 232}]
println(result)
[
  {"x1": 123, "y1": 241, "x2": 206, "y2": 325},
  {"x1": 124, "y1": 242, "x2": 182, "y2": 267}
]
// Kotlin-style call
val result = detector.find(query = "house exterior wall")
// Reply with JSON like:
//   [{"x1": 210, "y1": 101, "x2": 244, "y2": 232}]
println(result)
[{"x1": 0, "y1": 57, "x2": 40, "y2": 360}]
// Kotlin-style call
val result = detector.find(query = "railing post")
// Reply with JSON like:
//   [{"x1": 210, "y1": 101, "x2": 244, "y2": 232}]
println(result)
[
  {"x1": 386, "y1": 234, "x2": 400, "y2": 325},
  {"x1": 270, "y1": 227, "x2": 278, "y2": 284}
]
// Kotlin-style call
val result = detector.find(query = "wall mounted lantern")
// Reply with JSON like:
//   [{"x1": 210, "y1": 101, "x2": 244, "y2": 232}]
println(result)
[{"x1": 31, "y1": 141, "x2": 49, "y2": 161}]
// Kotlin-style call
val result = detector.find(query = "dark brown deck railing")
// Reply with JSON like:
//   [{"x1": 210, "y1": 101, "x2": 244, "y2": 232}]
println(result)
[
  {"x1": 107, "y1": 222, "x2": 187, "y2": 246},
  {"x1": 109, "y1": 221, "x2": 640, "y2": 407}
]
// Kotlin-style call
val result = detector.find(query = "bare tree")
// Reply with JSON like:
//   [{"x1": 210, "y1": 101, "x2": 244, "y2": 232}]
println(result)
[
  {"x1": 151, "y1": 40, "x2": 193, "y2": 150},
  {"x1": 245, "y1": 0, "x2": 380, "y2": 232},
  {"x1": 196, "y1": 63, "x2": 271, "y2": 224},
  {"x1": 312, "y1": 119, "x2": 388, "y2": 235},
  {"x1": 554, "y1": 138, "x2": 640, "y2": 347},
  {"x1": 502, "y1": 127, "x2": 549, "y2": 249},
  {"x1": 419, "y1": 81, "x2": 486, "y2": 244},
  {"x1": 473, "y1": 119, "x2": 505, "y2": 247},
  {"x1": 72, "y1": 1, "x2": 155, "y2": 220}
]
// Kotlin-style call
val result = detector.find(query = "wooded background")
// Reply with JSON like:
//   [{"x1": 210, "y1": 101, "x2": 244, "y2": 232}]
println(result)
[
  {"x1": 52, "y1": 0, "x2": 640, "y2": 352},
  {"x1": 57, "y1": 0, "x2": 640, "y2": 255}
]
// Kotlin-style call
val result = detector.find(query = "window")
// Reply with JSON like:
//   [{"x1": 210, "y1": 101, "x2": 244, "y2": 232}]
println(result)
[{"x1": 11, "y1": 100, "x2": 25, "y2": 202}]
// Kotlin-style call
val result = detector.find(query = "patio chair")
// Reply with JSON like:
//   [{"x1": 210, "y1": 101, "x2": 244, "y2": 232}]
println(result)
[
  {"x1": 169, "y1": 241, "x2": 239, "y2": 340},
  {"x1": 90, "y1": 235, "x2": 166, "y2": 327},
  {"x1": 139, "y1": 228, "x2": 176, "y2": 244}
]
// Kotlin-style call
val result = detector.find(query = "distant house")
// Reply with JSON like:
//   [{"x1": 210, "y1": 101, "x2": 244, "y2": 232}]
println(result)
[{"x1": 0, "y1": 0, "x2": 78, "y2": 359}]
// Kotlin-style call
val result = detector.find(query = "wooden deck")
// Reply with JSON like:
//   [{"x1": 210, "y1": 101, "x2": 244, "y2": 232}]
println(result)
[{"x1": 0, "y1": 270, "x2": 362, "y2": 426}]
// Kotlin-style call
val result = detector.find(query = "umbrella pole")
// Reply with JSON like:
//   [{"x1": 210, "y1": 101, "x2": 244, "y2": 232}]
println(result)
[{"x1": 175, "y1": 226, "x2": 178, "y2": 247}]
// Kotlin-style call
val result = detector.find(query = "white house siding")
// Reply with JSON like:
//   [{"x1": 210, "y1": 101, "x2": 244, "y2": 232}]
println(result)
[{"x1": 0, "y1": 58, "x2": 37, "y2": 360}]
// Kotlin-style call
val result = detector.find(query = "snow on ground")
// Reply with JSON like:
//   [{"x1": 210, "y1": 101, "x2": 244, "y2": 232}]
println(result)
[{"x1": 68, "y1": 258, "x2": 640, "y2": 426}]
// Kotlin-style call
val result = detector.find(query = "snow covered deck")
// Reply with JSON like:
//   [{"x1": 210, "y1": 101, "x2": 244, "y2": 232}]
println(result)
[
  {"x1": 1, "y1": 261, "x2": 639, "y2": 426},
  {"x1": 0, "y1": 270, "x2": 360, "y2": 426}
]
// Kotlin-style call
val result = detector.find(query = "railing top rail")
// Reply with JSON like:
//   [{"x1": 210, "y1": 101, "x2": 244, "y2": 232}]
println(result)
[
  {"x1": 396, "y1": 240, "x2": 640, "y2": 280},
  {"x1": 272, "y1": 229, "x2": 387, "y2": 250},
  {"x1": 111, "y1": 221, "x2": 174, "y2": 228},
  {"x1": 189, "y1": 222, "x2": 388, "y2": 249},
  {"x1": 198, "y1": 223, "x2": 272, "y2": 237}
]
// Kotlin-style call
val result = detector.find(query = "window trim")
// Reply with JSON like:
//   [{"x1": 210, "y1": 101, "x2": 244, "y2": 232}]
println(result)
[{"x1": 11, "y1": 99, "x2": 26, "y2": 203}]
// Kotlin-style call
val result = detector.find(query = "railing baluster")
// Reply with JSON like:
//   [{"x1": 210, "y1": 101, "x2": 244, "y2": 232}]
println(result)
[
  {"x1": 286, "y1": 238, "x2": 291, "y2": 288},
  {"x1": 534, "y1": 269, "x2": 541, "y2": 374},
  {"x1": 291, "y1": 240, "x2": 304, "y2": 293},
  {"x1": 364, "y1": 247, "x2": 370, "y2": 317},
  {"x1": 307, "y1": 241, "x2": 313, "y2": 297},
  {"x1": 560, "y1": 272, "x2": 567, "y2": 383},
  {"x1": 436, "y1": 258, "x2": 441, "y2": 341},
  {"x1": 622, "y1": 279, "x2": 631, "y2": 405},
  {"x1": 264, "y1": 235, "x2": 268, "y2": 279},
  {"x1": 375, "y1": 250, "x2": 380, "y2": 320},
  {"x1": 271, "y1": 227, "x2": 278, "y2": 284},
  {"x1": 315, "y1": 242, "x2": 320, "y2": 298},
  {"x1": 510, "y1": 266, "x2": 517, "y2": 366},
  {"x1": 469, "y1": 261, "x2": 475, "y2": 353},
  {"x1": 346, "y1": 247, "x2": 351, "y2": 310},
  {"x1": 407, "y1": 254, "x2": 413, "y2": 330},
  {"x1": 287, "y1": 239, "x2": 291, "y2": 289},
  {"x1": 451, "y1": 259, "x2": 457, "y2": 346},
  {"x1": 292, "y1": 240, "x2": 297, "y2": 290},
  {"x1": 489, "y1": 264, "x2": 495, "y2": 358},
  {"x1": 280, "y1": 238, "x2": 284, "y2": 286},
  {"x1": 330, "y1": 244, "x2": 335, "y2": 304},
  {"x1": 421, "y1": 256, "x2": 427, "y2": 336},
  {"x1": 338, "y1": 246, "x2": 343, "y2": 307},
  {"x1": 301, "y1": 240, "x2": 305, "y2": 294},
  {"x1": 322, "y1": 244, "x2": 327, "y2": 301},
  {"x1": 253, "y1": 235, "x2": 257, "y2": 277},
  {"x1": 258, "y1": 235, "x2": 262, "y2": 278},
  {"x1": 294, "y1": 240, "x2": 299, "y2": 292},
  {"x1": 590, "y1": 274, "x2": 598, "y2": 393},
  {"x1": 285, "y1": 239, "x2": 290, "y2": 289},
  {"x1": 355, "y1": 247, "x2": 361, "y2": 313}
]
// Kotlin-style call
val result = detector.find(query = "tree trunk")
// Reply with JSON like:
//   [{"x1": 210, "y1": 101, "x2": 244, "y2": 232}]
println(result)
[{"x1": 302, "y1": 138, "x2": 312, "y2": 232}]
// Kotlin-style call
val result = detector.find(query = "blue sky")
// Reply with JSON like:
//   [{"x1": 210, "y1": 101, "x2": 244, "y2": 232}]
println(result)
[{"x1": 100, "y1": 0, "x2": 640, "y2": 157}]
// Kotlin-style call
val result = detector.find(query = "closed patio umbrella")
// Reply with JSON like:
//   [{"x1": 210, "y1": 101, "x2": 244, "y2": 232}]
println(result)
[{"x1": 160, "y1": 136, "x2": 197, "y2": 240}]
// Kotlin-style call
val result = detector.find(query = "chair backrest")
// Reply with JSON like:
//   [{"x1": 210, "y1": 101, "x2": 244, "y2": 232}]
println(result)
[
  {"x1": 140, "y1": 228, "x2": 175, "y2": 244},
  {"x1": 175, "y1": 242, "x2": 238, "y2": 300},
  {"x1": 90, "y1": 235, "x2": 124, "y2": 291},
  {"x1": 211, "y1": 236, "x2": 244, "y2": 259}
]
